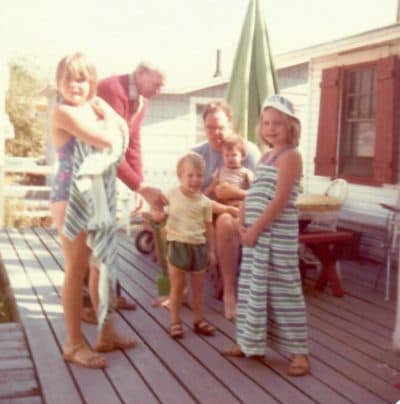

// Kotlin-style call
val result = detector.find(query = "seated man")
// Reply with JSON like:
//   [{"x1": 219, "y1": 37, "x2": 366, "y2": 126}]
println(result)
[{"x1": 192, "y1": 101, "x2": 260, "y2": 320}]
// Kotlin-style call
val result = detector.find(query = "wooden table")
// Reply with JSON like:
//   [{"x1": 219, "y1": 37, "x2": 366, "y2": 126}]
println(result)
[{"x1": 299, "y1": 230, "x2": 354, "y2": 297}]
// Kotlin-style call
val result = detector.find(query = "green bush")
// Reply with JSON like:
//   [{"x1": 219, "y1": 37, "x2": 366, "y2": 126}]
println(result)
[{"x1": 5, "y1": 56, "x2": 49, "y2": 157}]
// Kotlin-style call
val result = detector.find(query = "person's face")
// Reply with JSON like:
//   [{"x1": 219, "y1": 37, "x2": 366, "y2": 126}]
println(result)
[
  {"x1": 204, "y1": 110, "x2": 231, "y2": 151},
  {"x1": 137, "y1": 70, "x2": 165, "y2": 98},
  {"x1": 60, "y1": 72, "x2": 90, "y2": 106},
  {"x1": 260, "y1": 108, "x2": 290, "y2": 148},
  {"x1": 222, "y1": 146, "x2": 242, "y2": 169},
  {"x1": 178, "y1": 161, "x2": 204, "y2": 197}
]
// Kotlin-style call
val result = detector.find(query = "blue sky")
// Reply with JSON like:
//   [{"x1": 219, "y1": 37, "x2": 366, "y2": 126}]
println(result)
[{"x1": 1, "y1": 0, "x2": 398, "y2": 88}]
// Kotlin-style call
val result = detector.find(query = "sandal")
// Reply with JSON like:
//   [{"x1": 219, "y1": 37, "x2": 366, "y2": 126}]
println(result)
[
  {"x1": 63, "y1": 342, "x2": 106, "y2": 369},
  {"x1": 193, "y1": 319, "x2": 215, "y2": 336},
  {"x1": 221, "y1": 344, "x2": 264, "y2": 359},
  {"x1": 221, "y1": 344, "x2": 245, "y2": 357},
  {"x1": 287, "y1": 355, "x2": 310, "y2": 376},
  {"x1": 169, "y1": 322, "x2": 184, "y2": 339}
]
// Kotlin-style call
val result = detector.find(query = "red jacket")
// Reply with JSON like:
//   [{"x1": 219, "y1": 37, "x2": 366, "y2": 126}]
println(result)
[{"x1": 97, "y1": 74, "x2": 147, "y2": 191}]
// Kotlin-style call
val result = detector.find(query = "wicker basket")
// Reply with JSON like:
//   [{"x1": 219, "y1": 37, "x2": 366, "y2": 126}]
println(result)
[{"x1": 296, "y1": 194, "x2": 342, "y2": 231}]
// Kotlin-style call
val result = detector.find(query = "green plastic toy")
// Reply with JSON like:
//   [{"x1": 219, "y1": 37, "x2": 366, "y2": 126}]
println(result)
[{"x1": 148, "y1": 218, "x2": 170, "y2": 297}]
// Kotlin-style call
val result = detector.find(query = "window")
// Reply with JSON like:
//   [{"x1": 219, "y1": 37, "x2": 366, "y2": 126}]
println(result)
[
  {"x1": 339, "y1": 66, "x2": 377, "y2": 178},
  {"x1": 314, "y1": 55, "x2": 399, "y2": 186},
  {"x1": 190, "y1": 97, "x2": 223, "y2": 145},
  {"x1": 195, "y1": 104, "x2": 206, "y2": 144}
]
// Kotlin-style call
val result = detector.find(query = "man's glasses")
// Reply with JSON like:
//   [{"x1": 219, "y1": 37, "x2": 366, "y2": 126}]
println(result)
[{"x1": 205, "y1": 125, "x2": 226, "y2": 132}]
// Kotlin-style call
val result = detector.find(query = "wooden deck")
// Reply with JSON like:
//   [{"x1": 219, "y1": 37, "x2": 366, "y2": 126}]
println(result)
[{"x1": 0, "y1": 227, "x2": 400, "y2": 403}]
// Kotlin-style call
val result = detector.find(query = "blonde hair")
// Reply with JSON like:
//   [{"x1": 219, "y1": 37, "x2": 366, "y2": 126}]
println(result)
[
  {"x1": 258, "y1": 107, "x2": 301, "y2": 147},
  {"x1": 176, "y1": 152, "x2": 205, "y2": 177},
  {"x1": 56, "y1": 52, "x2": 98, "y2": 100},
  {"x1": 221, "y1": 133, "x2": 247, "y2": 158}
]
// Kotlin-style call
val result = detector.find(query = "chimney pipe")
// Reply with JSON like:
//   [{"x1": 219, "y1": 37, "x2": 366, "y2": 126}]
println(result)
[{"x1": 213, "y1": 49, "x2": 222, "y2": 78}]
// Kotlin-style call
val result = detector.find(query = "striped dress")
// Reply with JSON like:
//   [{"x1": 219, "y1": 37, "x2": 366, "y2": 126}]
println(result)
[{"x1": 236, "y1": 148, "x2": 308, "y2": 356}]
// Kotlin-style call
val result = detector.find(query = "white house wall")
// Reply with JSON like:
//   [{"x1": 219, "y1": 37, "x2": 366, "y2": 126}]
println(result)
[{"x1": 306, "y1": 41, "x2": 400, "y2": 260}]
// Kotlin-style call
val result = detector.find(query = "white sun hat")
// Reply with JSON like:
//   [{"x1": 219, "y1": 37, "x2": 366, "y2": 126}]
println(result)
[{"x1": 261, "y1": 94, "x2": 299, "y2": 121}]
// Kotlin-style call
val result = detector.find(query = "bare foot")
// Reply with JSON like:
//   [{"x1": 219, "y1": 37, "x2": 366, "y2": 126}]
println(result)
[
  {"x1": 96, "y1": 323, "x2": 136, "y2": 353},
  {"x1": 287, "y1": 354, "x2": 310, "y2": 376},
  {"x1": 152, "y1": 296, "x2": 170, "y2": 308}
]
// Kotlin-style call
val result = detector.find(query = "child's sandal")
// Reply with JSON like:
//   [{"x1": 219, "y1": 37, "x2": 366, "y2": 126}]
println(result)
[
  {"x1": 170, "y1": 322, "x2": 184, "y2": 339},
  {"x1": 193, "y1": 319, "x2": 215, "y2": 336}
]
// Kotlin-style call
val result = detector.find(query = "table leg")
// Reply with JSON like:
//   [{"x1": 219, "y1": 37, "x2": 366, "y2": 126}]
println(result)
[{"x1": 309, "y1": 244, "x2": 344, "y2": 297}]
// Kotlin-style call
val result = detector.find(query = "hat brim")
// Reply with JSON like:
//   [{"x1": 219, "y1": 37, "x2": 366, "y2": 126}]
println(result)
[{"x1": 262, "y1": 101, "x2": 299, "y2": 121}]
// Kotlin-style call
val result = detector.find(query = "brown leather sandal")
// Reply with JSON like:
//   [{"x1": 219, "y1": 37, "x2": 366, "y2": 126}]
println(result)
[
  {"x1": 193, "y1": 319, "x2": 215, "y2": 336},
  {"x1": 63, "y1": 342, "x2": 106, "y2": 369},
  {"x1": 170, "y1": 322, "x2": 184, "y2": 339}
]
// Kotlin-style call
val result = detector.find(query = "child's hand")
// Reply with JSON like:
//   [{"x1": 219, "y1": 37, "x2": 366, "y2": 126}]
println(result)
[
  {"x1": 150, "y1": 208, "x2": 166, "y2": 223},
  {"x1": 239, "y1": 225, "x2": 258, "y2": 247},
  {"x1": 90, "y1": 98, "x2": 106, "y2": 119},
  {"x1": 226, "y1": 205, "x2": 239, "y2": 217}
]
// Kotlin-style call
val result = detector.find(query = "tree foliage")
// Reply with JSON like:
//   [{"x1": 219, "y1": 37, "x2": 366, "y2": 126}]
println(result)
[{"x1": 5, "y1": 56, "x2": 48, "y2": 157}]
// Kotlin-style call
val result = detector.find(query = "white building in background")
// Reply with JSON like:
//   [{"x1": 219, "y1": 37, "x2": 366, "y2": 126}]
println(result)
[{"x1": 140, "y1": 55, "x2": 309, "y2": 191}]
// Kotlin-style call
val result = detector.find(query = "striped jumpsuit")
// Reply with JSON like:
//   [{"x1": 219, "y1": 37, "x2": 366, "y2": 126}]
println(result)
[{"x1": 236, "y1": 148, "x2": 309, "y2": 356}]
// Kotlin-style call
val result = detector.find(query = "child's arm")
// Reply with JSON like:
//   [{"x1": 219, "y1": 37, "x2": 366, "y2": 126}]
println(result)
[
  {"x1": 148, "y1": 192, "x2": 169, "y2": 223},
  {"x1": 205, "y1": 221, "x2": 217, "y2": 267},
  {"x1": 52, "y1": 104, "x2": 112, "y2": 148},
  {"x1": 214, "y1": 182, "x2": 247, "y2": 203},
  {"x1": 243, "y1": 169, "x2": 255, "y2": 190},
  {"x1": 204, "y1": 169, "x2": 220, "y2": 197},
  {"x1": 211, "y1": 200, "x2": 239, "y2": 217}
]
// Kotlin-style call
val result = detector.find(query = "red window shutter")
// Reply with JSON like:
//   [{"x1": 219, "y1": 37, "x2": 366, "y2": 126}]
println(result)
[
  {"x1": 314, "y1": 67, "x2": 341, "y2": 177},
  {"x1": 374, "y1": 55, "x2": 399, "y2": 184}
]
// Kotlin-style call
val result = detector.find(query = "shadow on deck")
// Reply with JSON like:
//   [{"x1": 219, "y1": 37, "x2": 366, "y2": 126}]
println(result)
[{"x1": 0, "y1": 228, "x2": 399, "y2": 403}]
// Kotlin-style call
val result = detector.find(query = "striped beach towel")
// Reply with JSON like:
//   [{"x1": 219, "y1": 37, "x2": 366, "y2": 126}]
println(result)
[{"x1": 63, "y1": 119, "x2": 128, "y2": 329}]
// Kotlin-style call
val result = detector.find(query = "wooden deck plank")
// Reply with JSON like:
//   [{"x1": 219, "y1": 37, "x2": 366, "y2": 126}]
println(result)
[
  {"x1": 0, "y1": 230, "x2": 81, "y2": 404},
  {"x1": 116, "y1": 269, "x2": 274, "y2": 404},
  {"x1": 33, "y1": 227, "x2": 202, "y2": 403},
  {"x1": 118, "y1": 239, "x2": 364, "y2": 404},
  {"x1": 28, "y1": 228, "x2": 161, "y2": 404},
  {"x1": 42, "y1": 230, "x2": 280, "y2": 400},
  {"x1": 2, "y1": 228, "x2": 400, "y2": 403},
  {"x1": 4, "y1": 228, "x2": 121, "y2": 404},
  {"x1": 1, "y1": 397, "x2": 44, "y2": 404},
  {"x1": 119, "y1": 237, "x2": 400, "y2": 403}
]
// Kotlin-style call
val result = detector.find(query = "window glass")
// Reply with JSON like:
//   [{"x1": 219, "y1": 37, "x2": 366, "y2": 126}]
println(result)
[{"x1": 339, "y1": 65, "x2": 376, "y2": 178}]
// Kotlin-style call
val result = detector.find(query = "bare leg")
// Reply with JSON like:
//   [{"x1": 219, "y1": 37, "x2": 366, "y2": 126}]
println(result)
[
  {"x1": 190, "y1": 271, "x2": 205, "y2": 324},
  {"x1": 168, "y1": 263, "x2": 186, "y2": 325},
  {"x1": 215, "y1": 213, "x2": 240, "y2": 319},
  {"x1": 60, "y1": 231, "x2": 91, "y2": 346},
  {"x1": 51, "y1": 202, "x2": 105, "y2": 368}
]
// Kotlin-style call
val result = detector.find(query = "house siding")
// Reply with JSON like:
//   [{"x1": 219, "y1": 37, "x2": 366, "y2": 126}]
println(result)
[{"x1": 306, "y1": 41, "x2": 400, "y2": 261}]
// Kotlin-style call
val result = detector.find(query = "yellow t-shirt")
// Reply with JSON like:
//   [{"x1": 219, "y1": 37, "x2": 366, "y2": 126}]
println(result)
[{"x1": 165, "y1": 187, "x2": 212, "y2": 244}]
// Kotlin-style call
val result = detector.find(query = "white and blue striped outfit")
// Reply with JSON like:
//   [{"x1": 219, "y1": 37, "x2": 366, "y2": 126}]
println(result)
[{"x1": 236, "y1": 147, "x2": 308, "y2": 356}]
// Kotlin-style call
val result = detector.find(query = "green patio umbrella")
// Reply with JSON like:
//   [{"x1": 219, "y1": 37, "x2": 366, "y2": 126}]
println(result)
[{"x1": 225, "y1": 0, "x2": 278, "y2": 142}]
